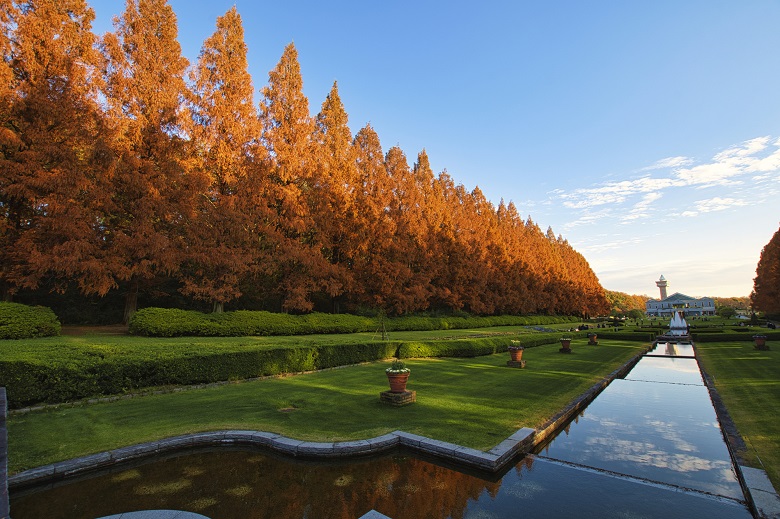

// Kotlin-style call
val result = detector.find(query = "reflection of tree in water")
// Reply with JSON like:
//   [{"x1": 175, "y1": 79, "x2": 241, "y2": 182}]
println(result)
[{"x1": 12, "y1": 449, "x2": 505, "y2": 519}]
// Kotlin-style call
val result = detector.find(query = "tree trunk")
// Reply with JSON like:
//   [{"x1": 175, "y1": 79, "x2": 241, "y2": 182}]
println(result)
[
  {"x1": 212, "y1": 301, "x2": 224, "y2": 313},
  {"x1": 123, "y1": 281, "x2": 139, "y2": 324},
  {"x1": 0, "y1": 281, "x2": 12, "y2": 302}
]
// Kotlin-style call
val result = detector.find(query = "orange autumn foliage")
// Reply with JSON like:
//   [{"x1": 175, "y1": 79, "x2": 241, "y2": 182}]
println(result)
[{"x1": 0, "y1": 1, "x2": 609, "y2": 318}]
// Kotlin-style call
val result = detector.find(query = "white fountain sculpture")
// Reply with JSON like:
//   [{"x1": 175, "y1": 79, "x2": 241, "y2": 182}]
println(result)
[{"x1": 669, "y1": 311, "x2": 689, "y2": 337}]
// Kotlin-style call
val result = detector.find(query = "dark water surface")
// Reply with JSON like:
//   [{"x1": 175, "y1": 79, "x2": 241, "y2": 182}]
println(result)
[{"x1": 11, "y1": 347, "x2": 752, "y2": 519}]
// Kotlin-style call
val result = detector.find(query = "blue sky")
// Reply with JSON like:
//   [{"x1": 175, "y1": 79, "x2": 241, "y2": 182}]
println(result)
[{"x1": 88, "y1": 1, "x2": 780, "y2": 298}]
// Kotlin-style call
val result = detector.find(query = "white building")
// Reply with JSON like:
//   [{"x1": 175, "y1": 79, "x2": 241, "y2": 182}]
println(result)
[{"x1": 645, "y1": 276, "x2": 716, "y2": 317}]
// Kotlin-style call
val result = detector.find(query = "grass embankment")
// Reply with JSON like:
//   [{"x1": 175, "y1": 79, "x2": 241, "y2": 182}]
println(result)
[
  {"x1": 696, "y1": 341, "x2": 780, "y2": 490},
  {"x1": 7, "y1": 339, "x2": 645, "y2": 474}
]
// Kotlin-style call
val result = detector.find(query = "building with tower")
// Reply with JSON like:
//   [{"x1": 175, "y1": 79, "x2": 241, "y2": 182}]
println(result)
[{"x1": 645, "y1": 275, "x2": 715, "y2": 317}]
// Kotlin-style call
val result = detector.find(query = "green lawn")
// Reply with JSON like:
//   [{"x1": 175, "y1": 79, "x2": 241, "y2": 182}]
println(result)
[
  {"x1": 0, "y1": 324, "x2": 573, "y2": 362},
  {"x1": 696, "y1": 341, "x2": 780, "y2": 490},
  {"x1": 7, "y1": 339, "x2": 644, "y2": 474}
]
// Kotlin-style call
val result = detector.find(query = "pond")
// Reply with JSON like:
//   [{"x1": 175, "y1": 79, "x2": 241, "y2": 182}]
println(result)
[{"x1": 10, "y1": 343, "x2": 752, "y2": 519}]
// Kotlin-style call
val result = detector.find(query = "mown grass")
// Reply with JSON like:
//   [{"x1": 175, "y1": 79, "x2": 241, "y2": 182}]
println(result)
[
  {"x1": 696, "y1": 341, "x2": 780, "y2": 490},
  {"x1": 7, "y1": 339, "x2": 645, "y2": 474},
  {"x1": 0, "y1": 325, "x2": 574, "y2": 363}
]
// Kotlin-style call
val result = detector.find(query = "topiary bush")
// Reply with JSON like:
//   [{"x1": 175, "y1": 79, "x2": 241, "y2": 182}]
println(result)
[{"x1": 0, "y1": 302, "x2": 61, "y2": 339}]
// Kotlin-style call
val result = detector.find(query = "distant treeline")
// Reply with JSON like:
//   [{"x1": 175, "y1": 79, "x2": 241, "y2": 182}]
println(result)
[{"x1": 0, "y1": 1, "x2": 609, "y2": 322}]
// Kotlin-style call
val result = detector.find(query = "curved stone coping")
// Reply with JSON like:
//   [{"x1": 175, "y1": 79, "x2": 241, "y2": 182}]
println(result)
[
  {"x1": 9, "y1": 426, "x2": 534, "y2": 488},
  {"x1": 98, "y1": 511, "x2": 210, "y2": 519},
  {"x1": 9, "y1": 348, "x2": 649, "y2": 490}
]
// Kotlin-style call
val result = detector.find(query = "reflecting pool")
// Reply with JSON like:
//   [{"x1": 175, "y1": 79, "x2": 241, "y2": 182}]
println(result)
[
  {"x1": 11, "y1": 448, "x2": 749, "y2": 519},
  {"x1": 536, "y1": 358, "x2": 742, "y2": 498},
  {"x1": 11, "y1": 345, "x2": 752, "y2": 519}
]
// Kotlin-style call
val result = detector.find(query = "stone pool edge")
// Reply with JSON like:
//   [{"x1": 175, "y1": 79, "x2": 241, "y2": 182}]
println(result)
[{"x1": 7, "y1": 347, "x2": 648, "y2": 490}]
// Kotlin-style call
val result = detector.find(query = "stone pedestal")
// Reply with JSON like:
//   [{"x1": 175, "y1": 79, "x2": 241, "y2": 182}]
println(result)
[
  {"x1": 380, "y1": 390, "x2": 416, "y2": 407},
  {"x1": 754, "y1": 343, "x2": 770, "y2": 351},
  {"x1": 506, "y1": 360, "x2": 526, "y2": 368},
  {"x1": 588, "y1": 340, "x2": 599, "y2": 345},
  {"x1": 559, "y1": 347, "x2": 572, "y2": 353}
]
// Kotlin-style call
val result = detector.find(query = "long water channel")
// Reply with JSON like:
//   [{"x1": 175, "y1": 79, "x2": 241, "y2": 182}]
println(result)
[{"x1": 11, "y1": 342, "x2": 753, "y2": 518}]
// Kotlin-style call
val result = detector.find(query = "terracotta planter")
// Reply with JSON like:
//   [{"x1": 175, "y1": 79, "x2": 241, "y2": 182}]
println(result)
[
  {"x1": 559, "y1": 339, "x2": 572, "y2": 349},
  {"x1": 508, "y1": 346, "x2": 524, "y2": 362},
  {"x1": 753, "y1": 335, "x2": 769, "y2": 350},
  {"x1": 386, "y1": 372, "x2": 410, "y2": 393},
  {"x1": 588, "y1": 333, "x2": 598, "y2": 345}
]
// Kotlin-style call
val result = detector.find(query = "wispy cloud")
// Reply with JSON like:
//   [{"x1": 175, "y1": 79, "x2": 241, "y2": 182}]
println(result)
[
  {"x1": 554, "y1": 136, "x2": 780, "y2": 225},
  {"x1": 641, "y1": 156, "x2": 694, "y2": 171},
  {"x1": 621, "y1": 192, "x2": 663, "y2": 223},
  {"x1": 696, "y1": 196, "x2": 748, "y2": 212},
  {"x1": 675, "y1": 136, "x2": 780, "y2": 188}
]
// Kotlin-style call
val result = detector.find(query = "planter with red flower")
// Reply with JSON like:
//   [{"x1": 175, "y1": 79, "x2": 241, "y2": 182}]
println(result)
[
  {"x1": 507, "y1": 341, "x2": 526, "y2": 368},
  {"x1": 753, "y1": 335, "x2": 770, "y2": 351}
]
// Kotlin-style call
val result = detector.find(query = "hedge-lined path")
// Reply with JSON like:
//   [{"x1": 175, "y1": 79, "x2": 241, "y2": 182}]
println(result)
[{"x1": 61, "y1": 325, "x2": 129, "y2": 336}]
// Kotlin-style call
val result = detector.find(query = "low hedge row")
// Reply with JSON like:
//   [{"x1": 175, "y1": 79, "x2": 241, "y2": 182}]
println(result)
[
  {"x1": 128, "y1": 307, "x2": 579, "y2": 337},
  {"x1": 691, "y1": 331, "x2": 780, "y2": 342},
  {"x1": 395, "y1": 333, "x2": 580, "y2": 358},
  {"x1": 0, "y1": 302, "x2": 61, "y2": 339},
  {"x1": 1, "y1": 340, "x2": 400, "y2": 409},
  {"x1": 594, "y1": 331, "x2": 656, "y2": 342},
  {"x1": 2, "y1": 332, "x2": 589, "y2": 408}
]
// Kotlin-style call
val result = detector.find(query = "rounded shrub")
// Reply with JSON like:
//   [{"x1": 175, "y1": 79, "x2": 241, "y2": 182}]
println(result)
[{"x1": 0, "y1": 302, "x2": 61, "y2": 339}]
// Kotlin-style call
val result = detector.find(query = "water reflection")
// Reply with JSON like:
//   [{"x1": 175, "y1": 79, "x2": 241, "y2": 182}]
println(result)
[
  {"x1": 12, "y1": 449, "x2": 501, "y2": 519},
  {"x1": 625, "y1": 356, "x2": 703, "y2": 385},
  {"x1": 538, "y1": 355, "x2": 742, "y2": 499},
  {"x1": 12, "y1": 448, "x2": 750, "y2": 519},
  {"x1": 649, "y1": 342, "x2": 696, "y2": 358}
]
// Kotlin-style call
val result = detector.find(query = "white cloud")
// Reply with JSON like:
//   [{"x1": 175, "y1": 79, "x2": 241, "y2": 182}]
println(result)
[
  {"x1": 675, "y1": 136, "x2": 780, "y2": 188},
  {"x1": 642, "y1": 156, "x2": 694, "y2": 171},
  {"x1": 621, "y1": 192, "x2": 663, "y2": 223},
  {"x1": 556, "y1": 135, "x2": 780, "y2": 223},
  {"x1": 693, "y1": 197, "x2": 748, "y2": 213}
]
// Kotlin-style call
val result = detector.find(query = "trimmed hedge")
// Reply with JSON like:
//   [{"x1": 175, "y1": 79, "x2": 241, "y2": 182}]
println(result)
[
  {"x1": 0, "y1": 302, "x2": 61, "y2": 339},
  {"x1": 129, "y1": 307, "x2": 579, "y2": 337},
  {"x1": 0, "y1": 340, "x2": 400, "y2": 409},
  {"x1": 0, "y1": 331, "x2": 607, "y2": 408},
  {"x1": 396, "y1": 333, "x2": 597, "y2": 359},
  {"x1": 692, "y1": 331, "x2": 780, "y2": 342},
  {"x1": 595, "y1": 331, "x2": 656, "y2": 342}
]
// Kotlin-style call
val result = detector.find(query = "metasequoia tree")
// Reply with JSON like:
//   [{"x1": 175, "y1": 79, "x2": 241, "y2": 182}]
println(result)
[
  {"x1": 751, "y1": 224, "x2": 780, "y2": 316},
  {"x1": 184, "y1": 6, "x2": 265, "y2": 312},
  {"x1": 377, "y1": 145, "x2": 432, "y2": 314},
  {"x1": 349, "y1": 123, "x2": 396, "y2": 310},
  {"x1": 0, "y1": 1, "x2": 614, "y2": 318},
  {"x1": 0, "y1": 0, "x2": 112, "y2": 301},
  {"x1": 102, "y1": 0, "x2": 206, "y2": 322},
  {"x1": 260, "y1": 42, "x2": 329, "y2": 312},
  {"x1": 0, "y1": 0, "x2": 21, "y2": 301},
  {"x1": 311, "y1": 81, "x2": 359, "y2": 311}
]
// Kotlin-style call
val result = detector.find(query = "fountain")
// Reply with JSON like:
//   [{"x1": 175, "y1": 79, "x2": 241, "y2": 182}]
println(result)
[{"x1": 653, "y1": 311, "x2": 690, "y2": 343}]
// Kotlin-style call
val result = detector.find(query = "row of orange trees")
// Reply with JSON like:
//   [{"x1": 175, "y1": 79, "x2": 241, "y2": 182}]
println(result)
[{"x1": 0, "y1": 0, "x2": 610, "y2": 321}]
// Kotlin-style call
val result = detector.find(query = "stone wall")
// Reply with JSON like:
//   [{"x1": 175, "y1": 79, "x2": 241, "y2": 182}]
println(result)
[{"x1": 0, "y1": 387, "x2": 8, "y2": 519}]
